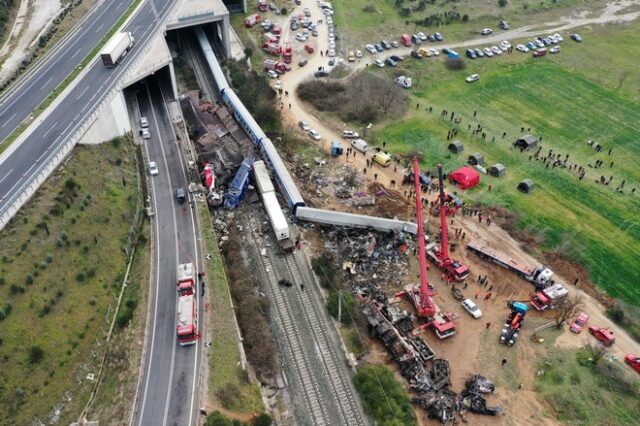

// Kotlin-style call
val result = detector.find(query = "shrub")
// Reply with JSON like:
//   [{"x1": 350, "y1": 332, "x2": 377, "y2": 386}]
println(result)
[
  {"x1": 498, "y1": 0, "x2": 508, "y2": 6},
  {"x1": 253, "y1": 413, "x2": 272, "y2": 426},
  {"x1": 445, "y1": 57, "x2": 467, "y2": 70},
  {"x1": 25, "y1": 274, "x2": 34, "y2": 285},
  {"x1": 28, "y1": 346, "x2": 45, "y2": 364},
  {"x1": 116, "y1": 308, "x2": 134, "y2": 328},
  {"x1": 327, "y1": 289, "x2": 359, "y2": 325},
  {"x1": 0, "y1": 277, "x2": 5, "y2": 286},
  {"x1": 216, "y1": 383, "x2": 241, "y2": 409},
  {"x1": 206, "y1": 411, "x2": 233, "y2": 426},
  {"x1": 76, "y1": 272, "x2": 86, "y2": 282}
]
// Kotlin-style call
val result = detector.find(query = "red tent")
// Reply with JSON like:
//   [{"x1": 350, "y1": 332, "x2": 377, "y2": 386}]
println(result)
[{"x1": 449, "y1": 166, "x2": 480, "y2": 190}]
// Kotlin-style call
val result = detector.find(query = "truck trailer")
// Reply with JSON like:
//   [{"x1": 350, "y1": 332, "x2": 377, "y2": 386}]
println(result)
[
  {"x1": 100, "y1": 32, "x2": 135, "y2": 67},
  {"x1": 177, "y1": 262, "x2": 196, "y2": 296}
]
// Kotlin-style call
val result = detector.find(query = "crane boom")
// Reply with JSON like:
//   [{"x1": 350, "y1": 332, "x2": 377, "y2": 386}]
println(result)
[
  {"x1": 437, "y1": 164, "x2": 450, "y2": 260},
  {"x1": 413, "y1": 158, "x2": 433, "y2": 314}
]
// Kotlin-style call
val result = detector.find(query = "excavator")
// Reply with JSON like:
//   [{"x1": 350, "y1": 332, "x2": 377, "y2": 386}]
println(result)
[
  {"x1": 426, "y1": 164, "x2": 470, "y2": 282},
  {"x1": 395, "y1": 159, "x2": 456, "y2": 339}
]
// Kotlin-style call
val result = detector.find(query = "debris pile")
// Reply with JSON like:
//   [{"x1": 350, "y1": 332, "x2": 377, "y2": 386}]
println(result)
[{"x1": 460, "y1": 375, "x2": 501, "y2": 416}]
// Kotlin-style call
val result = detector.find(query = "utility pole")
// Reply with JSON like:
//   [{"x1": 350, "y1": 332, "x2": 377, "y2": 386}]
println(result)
[{"x1": 338, "y1": 290, "x2": 342, "y2": 324}]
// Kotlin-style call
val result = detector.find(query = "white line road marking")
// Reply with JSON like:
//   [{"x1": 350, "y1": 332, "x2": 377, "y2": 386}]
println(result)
[
  {"x1": 41, "y1": 77, "x2": 53, "y2": 89},
  {"x1": 1, "y1": 112, "x2": 17, "y2": 127},
  {"x1": 42, "y1": 121, "x2": 58, "y2": 139},
  {"x1": 0, "y1": 169, "x2": 14, "y2": 186},
  {"x1": 76, "y1": 86, "x2": 90, "y2": 100},
  {"x1": 70, "y1": 48, "x2": 82, "y2": 59},
  {"x1": 96, "y1": 23, "x2": 105, "y2": 33}
]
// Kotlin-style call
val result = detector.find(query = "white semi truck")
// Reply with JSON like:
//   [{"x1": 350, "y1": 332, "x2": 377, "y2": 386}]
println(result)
[{"x1": 100, "y1": 32, "x2": 135, "y2": 67}]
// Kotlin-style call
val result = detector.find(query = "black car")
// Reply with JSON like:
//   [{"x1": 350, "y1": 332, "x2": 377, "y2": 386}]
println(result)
[
  {"x1": 474, "y1": 48, "x2": 484, "y2": 57},
  {"x1": 466, "y1": 49, "x2": 477, "y2": 59},
  {"x1": 176, "y1": 187, "x2": 186, "y2": 204},
  {"x1": 410, "y1": 50, "x2": 422, "y2": 59},
  {"x1": 442, "y1": 47, "x2": 451, "y2": 54},
  {"x1": 434, "y1": 32, "x2": 443, "y2": 41},
  {"x1": 381, "y1": 40, "x2": 392, "y2": 49},
  {"x1": 390, "y1": 54, "x2": 404, "y2": 62},
  {"x1": 428, "y1": 34, "x2": 436, "y2": 42},
  {"x1": 375, "y1": 43, "x2": 384, "y2": 52},
  {"x1": 314, "y1": 70, "x2": 329, "y2": 78},
  {"x1": 385, "y1": 58, "x2": 397, "y2": 67}
]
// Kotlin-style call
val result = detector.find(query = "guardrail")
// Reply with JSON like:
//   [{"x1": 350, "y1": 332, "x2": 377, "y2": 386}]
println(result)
[{"x1": 0, "y1": 1, "x2": 181, "y2": 231}]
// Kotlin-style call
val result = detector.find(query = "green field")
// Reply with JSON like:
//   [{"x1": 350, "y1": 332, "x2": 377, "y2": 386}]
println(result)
[
  {"x1": 0, "y1": 139, "x2": 140, "y2": 425},
  {"x1": 372, "y1": 58, "x2": 640, "y2": 305}
]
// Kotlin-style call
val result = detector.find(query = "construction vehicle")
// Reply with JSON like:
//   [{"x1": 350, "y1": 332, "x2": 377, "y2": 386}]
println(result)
[
  {"x1": 263, "y1": 59, "x2": 290, "y2": 74},
  {"x1": 100, "y1": 32, "x2": 135, "y2": 67},
  {"x1": 177, "y1": 263, "x2": 196, "y2": 296},
  {"x1": 426, "y1": 165, "x2": 470, "y2": 282},
  {"x1": 395, "y1": 158, "x2": 456, "y2": 339},
  {"x1": 530, "y1": 282, "x2": 568, "y2": 310},
  {"x1": 177, "y1": 294, "x2": 198, "y2": 346},
  {"x1": 625, "y1": 355, "x2": 640, "y2": 374},
  {"x1": 500, "y1": 301, "x2": 528, "y2": 346},
  {"x1": 282, "y1": 46, "x2": 292, "y2": 64},
  {"x1": 467, "y1": 241, "x2": 556, "y2": 290},
  {"x1": 588, "y1": 325, "x2": 615, "y2": 346},
  {"x1": 263, "y1": 42, "x2": 282, "y2": 56}
]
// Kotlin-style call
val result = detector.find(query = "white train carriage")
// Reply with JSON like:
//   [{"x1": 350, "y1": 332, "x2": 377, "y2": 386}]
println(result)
[
  {"x1": 261, "y1": 191, "x2": 290, "y2": 240},
  {"x1": 195, "y1": 27, "x2": 229, "y2": 92},
  {"x1": 260, "y1": 138, "x2": 305, "y2": 212},
  {"x1": 253, "y1": 160, "x2": 275, "y2": 194}
]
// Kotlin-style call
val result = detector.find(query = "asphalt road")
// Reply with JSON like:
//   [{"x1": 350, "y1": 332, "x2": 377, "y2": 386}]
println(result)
[
  {"x1": 132, "y1": 74, "x2": 202, "y2": 426},
  {"x1": 0, "y1": 0, "x2": 175, "y2": 220}
]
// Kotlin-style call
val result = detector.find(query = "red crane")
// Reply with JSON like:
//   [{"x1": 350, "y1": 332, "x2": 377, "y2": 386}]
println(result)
[
  {"x1": 396, "y1": 158, "x2": 456, "y2": 339},
  {"x1": 426, "y1": 164, "x2": 470, "y2": 281}
]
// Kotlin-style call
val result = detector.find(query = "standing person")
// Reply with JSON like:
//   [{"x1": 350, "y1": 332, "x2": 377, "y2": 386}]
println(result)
[
  {"x1": 486, "y1": 322, "x2": 491, "y2": 329},
  {"x1": 475, "y1": 290, "x2": 480, "y2": 299}
]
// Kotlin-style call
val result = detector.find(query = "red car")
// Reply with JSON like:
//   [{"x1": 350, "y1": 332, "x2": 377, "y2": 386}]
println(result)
[
  {"x1": 304, "y1": 44, "x2": 314, "y2": 54},
  {"x1": 625, "y1": 355, "x2": 640, "y2": 374},
  {"x1": 570, "y1": 312, "x2": 589, "y2": 333},
  {"x1": 533, "y1": 48, "x2": 547, "y2": 57},
  {"x1": 588, "y1": 325, "x2": 615, "y2": 346}
]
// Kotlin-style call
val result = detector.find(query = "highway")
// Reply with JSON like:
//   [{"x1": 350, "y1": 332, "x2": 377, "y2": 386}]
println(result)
[
  {"x1": 0, "y1": 0, "x2": 176, "y2": 223},
  {"x1": 132, "y1": 74, "x2": 202, "y2": 425}
]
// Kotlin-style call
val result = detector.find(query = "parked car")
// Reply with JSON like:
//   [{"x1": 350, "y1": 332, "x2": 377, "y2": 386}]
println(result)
[
  {"x1": 516, "y1": 44, "x2": 529, "y2": 52},
  {"x1": 466, "y1": 74, "x2": 480, "y2": 83},
  {"x1": 341, "y1": 130, "x2": 360, "y2": 139},
  {"x1": 140, "y1": 128, "x2": 151, "y2": 139},
  {"x1": 391, "y1": 40, "x2": 400, "y2": 48},
  {"x1": 295, "y1": 33, "x2": 307, "y2": 42},
  {"x1": 375, "y1": 43, "x2": 384, "y2": 52},
  {"x1": 550, "y1": 46, "x2": 561, "y2": 54},
  {"x1": 373, "y1": 59, "x2": 385, "y2": 67},
  {"x1": 389, "y1": 54, "x2": 404, "y2": 62},
  {"x1": 428, "y1": 34, "x2": 436, "y2": 42},
  {"x1": 554, "y1": 33, "x2": 564, "y2": 42},
  {"x1": 417, "y1": 32, "x2": 427, "y2": 41},
  {"x1": 314, "y1": 70, "x2": 329, "y2": 77},
  {"x1": 350, "y1": 139, "x2": 369, "y2": 152},
  {"x1": 308, "y1": 129, "x2": 321, "y2": 141},
  {"x1": 474, "y1": 48, "x2": 484, "y2": 57},
  {"x1": 328, "y1": 58, "x2": 335, "y2": 66},
  {"x1": 499, "y1": 20, "x2": 510, "y2": 30},
  {"x1": 298, "y1": 59, "x2": 308, "y2": 67},
  {"x1": 491, "y1": 46, "x2": 502, "y2": 55},
  {"x1": 481, "y1": 28, "x2": 493, "y2": 35},
  {"x1": 527, "y1": 41, "x2": 537, "y2": 50},
  {"x1": 411, "y1": 50, "x2": 422, "y2": 59},
  {"x1": 385, "y1": 58, "x2": 397, "y2": 67},
  {"x1": 434, "y1": 32, "x2": 443, "y2": 41},
  {"x1": 570, "y1": 312, "x2": 589, "y2": 333},
  {"x1": 148, "y1": 161, "x2": 159, "y2": 176},
  {"x1": 267, "y1": 69, "x2": 278, "y2": 78},
  {"x1": 625, "y1": 355, "x2": 640, "y2": 374},
  {"x1": 533, "y1": 48, "x2": 547, "y2": 57},
  {"x1": 327, "y1": 49, "x2": 335, "y2": 57},
  {"x1": 312, "y1": 29, "x2": 318, "y2": 37},
  {"x1": 274, "y1": 79, "x2": 282, "y2": 90},
  {"x1": 429, "y1": 48, "x2": 439, "y2": 56},
  {"x1": 483, "y1": 47, "x2": 494, "y2": 57},
  {"x1": 381, "y1": 40, "x2": 392, "y2": 49},
  {"x1": 412, "y1": 34, "x2": 422, "y2": 44},
  {"x1": 299, "y1": 120, "x2": 310, "y2": 131},
  {"x1": 355, "y1": 50, "x2": 363, "y2": 58},
  {"x1": 535, "y1": 39, "x2": 545, "y2": 48},
  {"x1": 466, "y1": 49, "x2": 477, "y2": 59},
  {"x1": 140, "y1": 116, "x2": 149, "y2": 128},
  {"x1": 176, "y1": 187, "x2": 186, "y2": 204},
  {"x1": 462, "y1": 299, "x2": 483, "y2": 319},
  {"x1": 571, "y1": 33, "x2": 582, "y2": 42},
  {"x1": 366, "y1": 44, "x2": 377, "y2": 54}
]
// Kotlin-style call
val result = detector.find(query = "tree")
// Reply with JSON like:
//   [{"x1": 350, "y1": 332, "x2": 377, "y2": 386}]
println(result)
[
  {"x1": 498, "y1": 0, "x2": 508, "y2": 6},
  {"x1": 445, "y1": 57, "x2": 466, "y2": 71},
  {"x1": 585, "y1": 343, "x2": 607, "y2": 365},
  {"x1": 554, "y1": 294, "x2": 582, "y2": 328},
  {"x1": 28, "y1": 345, "x2": 45, "y2": 364},
  {"x1": 253, "y1": 413, "x2": 272, "y2": 426},
  {"x1": 243, "y1": 47, "x2": 253, "y2": 59}
]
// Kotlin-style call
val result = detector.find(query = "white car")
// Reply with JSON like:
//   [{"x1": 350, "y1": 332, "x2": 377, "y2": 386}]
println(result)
[
  {"x1": 553, "y1": 33, "x2": 563, "y2": 42},
  {"x1": 323, "y1": 8, "x2": 333, "y2": 16},
  {"x1": 491, "y1": 46, "x2": 502, "y2": 55},
  {"x1": 274, "y1": 79, "x2": 282, "y2": 90},
  {"x1": 149, "y1": 161, "x2": 159, "y2": 176},
  {"x1": 429, "y1": 48, "x2": 439, "y2": 56},
  {"x1": 140, "y1": 116, "x2": 149, "y2": 128},
  {"x1": 417, "y1": 32, "x2": 427, "y2": 41},
  {"x1": 550, "y1": 46, "x2": 561, "y2": 54},
  {"x1": 516, "y1": 44, "x2": 529, "y2": 52},
  {"x1": 140, "y1": 128, "x2": 151, "y2": 139},
  {"x1": 341, "y1": 130, "x2": 359, "y2": 139},
  {"x1": 466, "y1": 74, "x2": 480, "y2": 83},
  {"x1": 483, "y1": 47, "x2": 494, "y2": 57},
  {"x1": 267, "y1": 69, "x2": 278, "y2": 79},
  {"x1": 328, "y1": 49, "x2": 336, "y2": 57},
  {"x1": 308, "y1": 129, "x2": 321, "y2": 141},
  {"x1": 295, "y1": 33, "x2": 307, "y2": 42},
  {"x1": 461, "y1": 299, "x2": 483, "y2": 319},
  {"x1": 366, "y1": 44, "x2": 376, "y2": 54},
  {"x1": 329, "y1": 41, "x2": 336, "y2": 50},
  {"x1": 299, "y1": 120, "x2": 310, "y2": 131},
  {"x1": 326, "y1": 16, "x2": 333, "y2": 25},
  {"x1": 481, "y1": 28, "x2": 493, "y2": 35},
  {"x1": 355, "y1": 50, "x2": 363, "y2": 58},
  {"x1": 373, "y1": 59, "x2": 385, "y2": 68}
]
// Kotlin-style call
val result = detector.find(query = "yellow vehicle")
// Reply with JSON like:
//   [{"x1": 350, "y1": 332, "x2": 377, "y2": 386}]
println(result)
[
  {"x1": 373, "y1": 152, "x2": 392, "y2": 167},
  {"x1": 418, "y1": 47, "x2": 430, "y2": 57},
  {"x1": 348, "y1": 50, "x2": 355, "y2": 62}
]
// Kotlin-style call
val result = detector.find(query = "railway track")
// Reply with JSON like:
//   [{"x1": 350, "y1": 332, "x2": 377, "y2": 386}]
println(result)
[{"x1": 242, "y1": 210, "x2": 366, "y2": 426}]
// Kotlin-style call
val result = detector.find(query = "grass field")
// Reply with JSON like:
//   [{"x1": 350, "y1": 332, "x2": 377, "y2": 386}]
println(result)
[
  {"x1": 0, "y1": 138, "x2": 139, "y2": 425},
  {"x1": 535, "y1": 348, "x2": 640, "y2": 425},
  {"x1": 370, "y1": 57, "x2": 640, "y2": 305},
  {"x1": 199, "y1": 205, "x2": 263, "y2": 415}
]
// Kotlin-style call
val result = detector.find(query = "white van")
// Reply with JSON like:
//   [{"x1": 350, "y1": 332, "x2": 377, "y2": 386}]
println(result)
[{"x1": 350, "y1": 139, "x2": 368, "y2": 153}]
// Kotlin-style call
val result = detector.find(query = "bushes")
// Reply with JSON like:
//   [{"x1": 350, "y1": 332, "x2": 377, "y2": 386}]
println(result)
[
  {"x1": 606, "y1": 300, "x2": 640, "y2": 342},
  {"x1": 327, "y1": 289, "x2": 359, "y2": 325},
  {"x1": 28, "y1": 346, "x2": 45, "y2": 364},
  {"x1": 353, "y1": 364, "x2": 416, "y2": 426}
]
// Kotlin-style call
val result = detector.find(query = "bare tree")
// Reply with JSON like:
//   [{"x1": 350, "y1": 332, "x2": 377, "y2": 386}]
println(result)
[
  {"x1": 554, "y1": 294, "x2": 582, "y2": 328},
  {"x1": 585, "y1": 343, "x2": 607, "y2": 365},
  {"x1": 375, "y1": 83, "x2": 402, "y2": 114}
]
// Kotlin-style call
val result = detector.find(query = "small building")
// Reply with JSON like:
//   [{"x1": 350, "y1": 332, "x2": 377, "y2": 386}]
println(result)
[
  {"x1": 468, "y1": 153, "x2": 484, "y2": 166},
  {"x1": 448, "y1": 140, "x2": 464, "y2": 154},
  {"x1": 514, "y1": 134, "x2": 539, "y2": 150},
  {"x1": 331, "y1": 141, "x2": 343, "y2": 157},
  {"x1": 488, "y1": 163, "x2": 506, "y2": 177},
  {"x1": 449, "y1": 166, "x2": 480, "y2": 190},
  {"x1": 518, "y1": 179, "x2": 535, "y2": 193}
]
